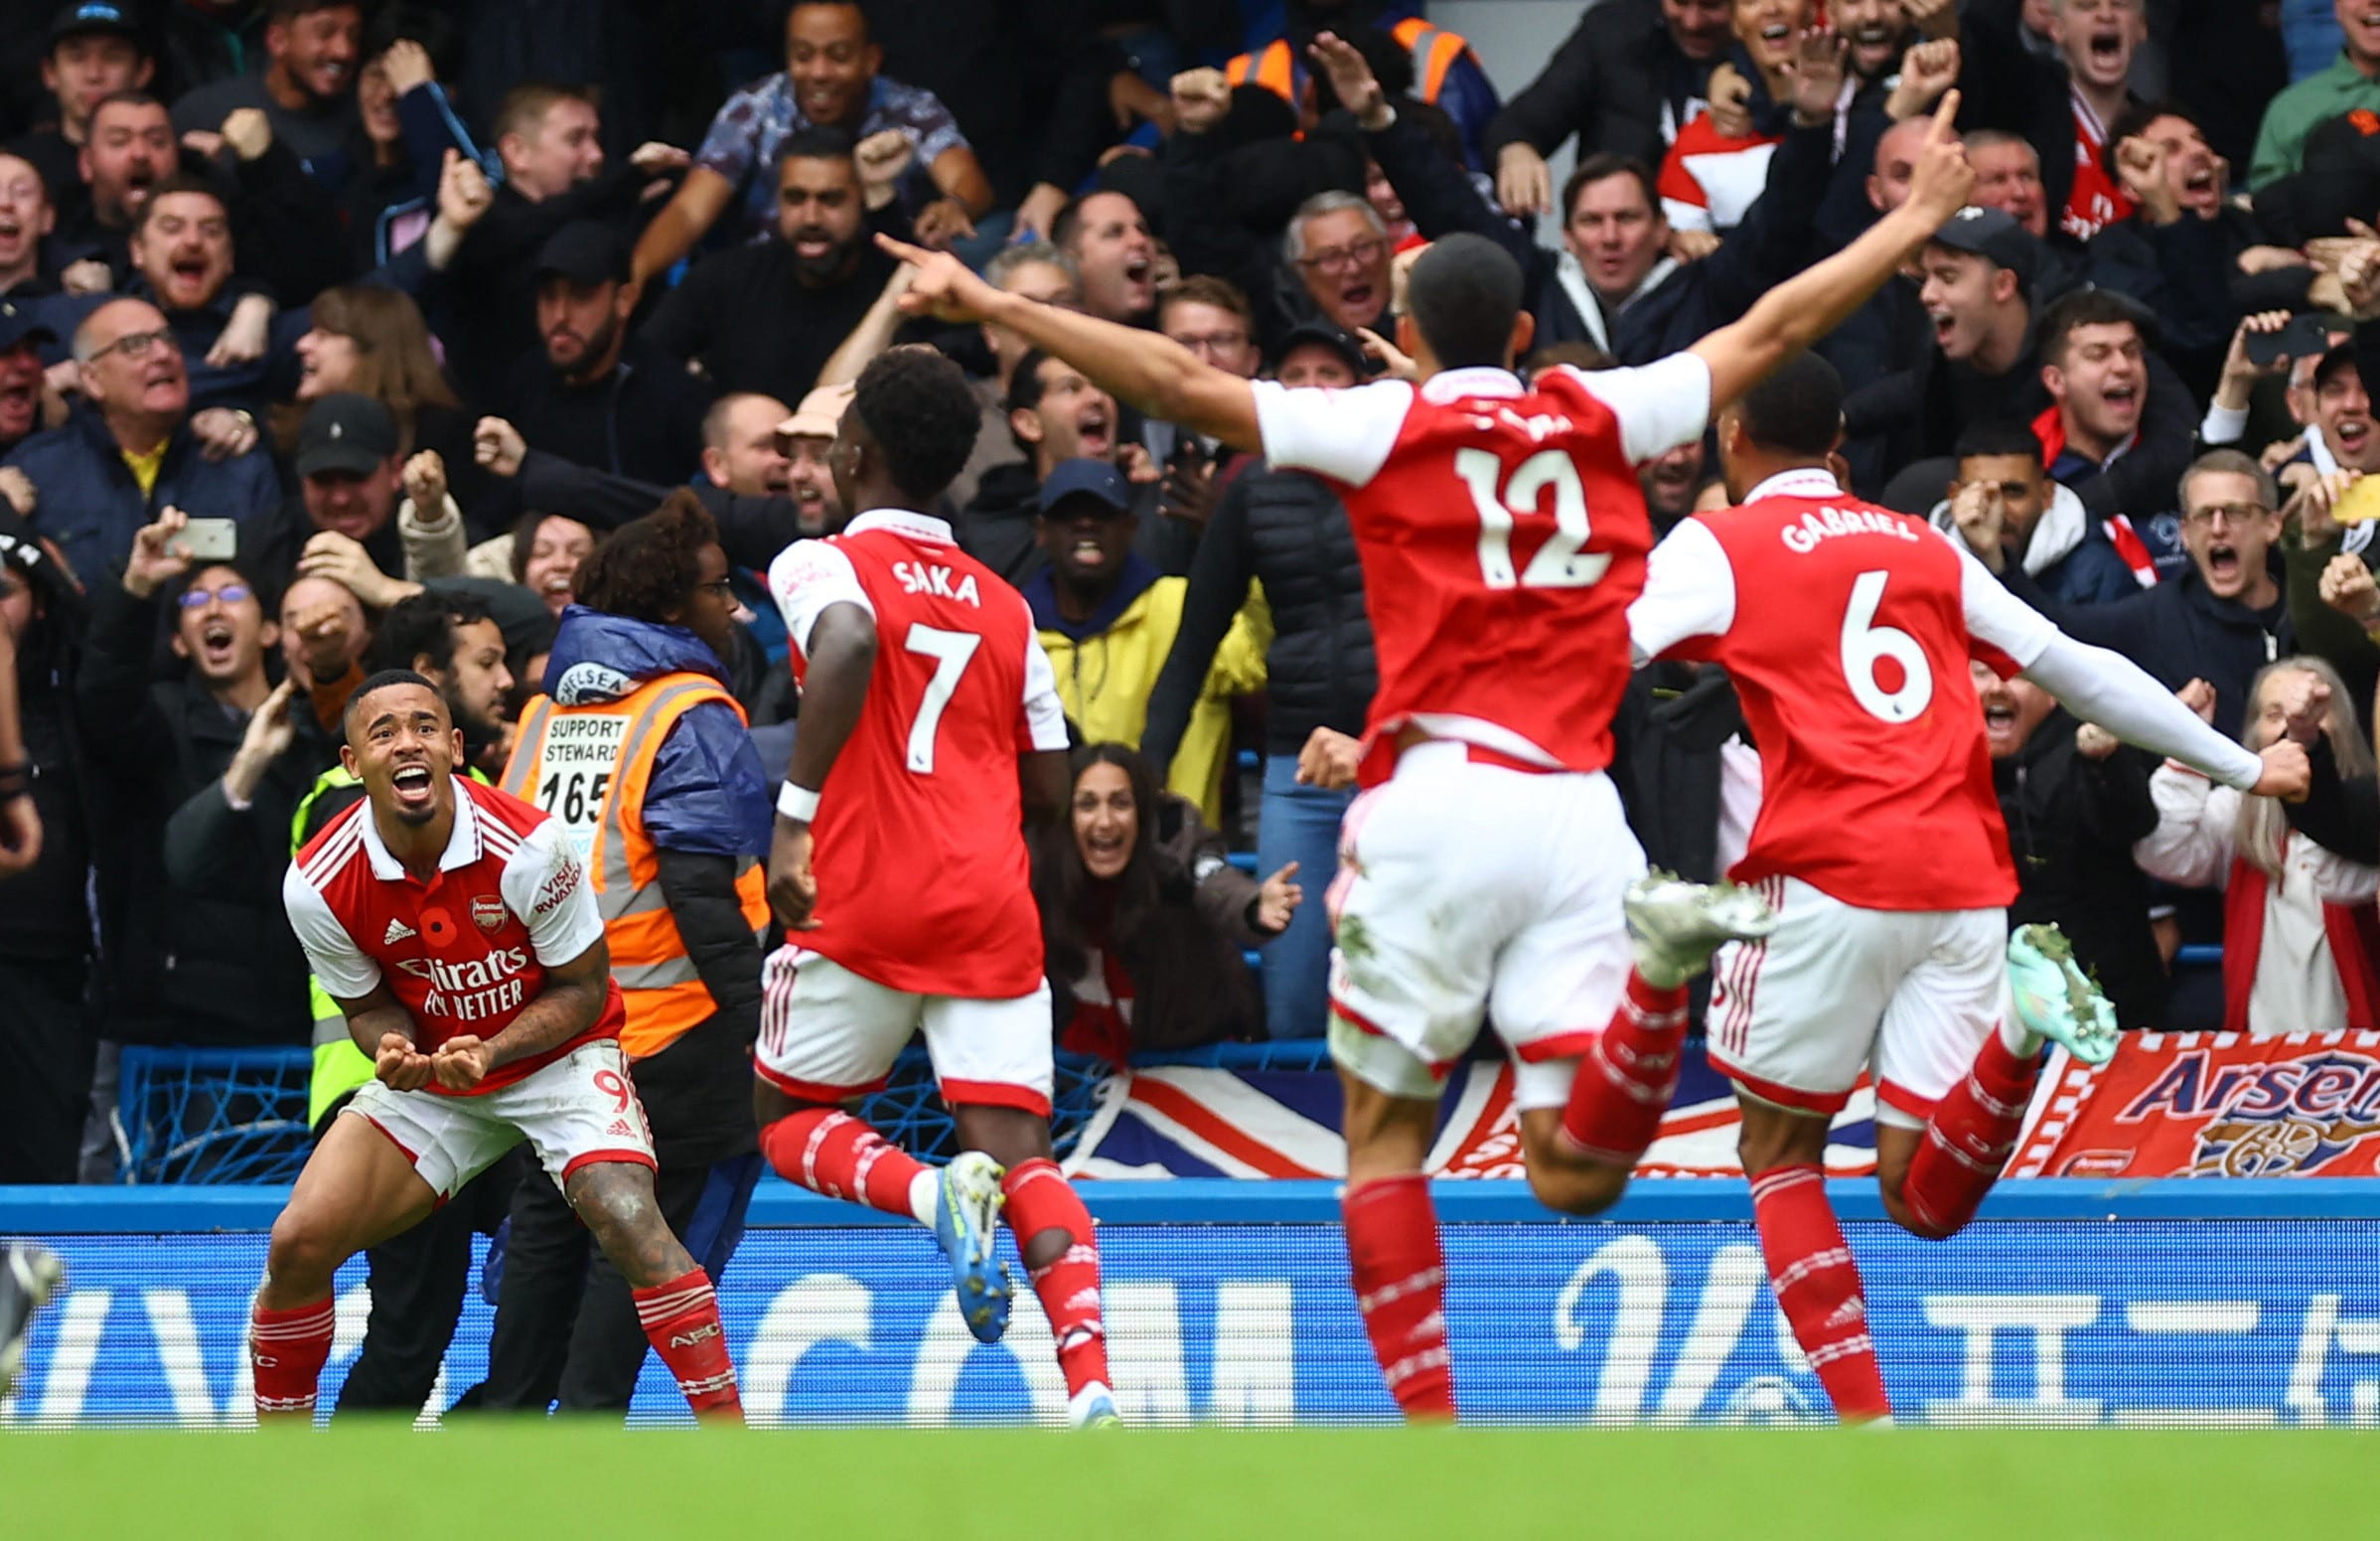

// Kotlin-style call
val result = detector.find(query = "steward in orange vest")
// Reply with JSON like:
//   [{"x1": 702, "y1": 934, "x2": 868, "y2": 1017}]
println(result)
[
  {"x1": 479, "y1": 498, "x2": 775, "y2": 1414},
  {"x1": 1222, "y1": 14, "x2": 1501, "y2": 168}
]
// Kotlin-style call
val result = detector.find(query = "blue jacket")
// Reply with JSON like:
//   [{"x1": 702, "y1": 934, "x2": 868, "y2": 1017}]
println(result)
[
  {"x1": 39, "y1": 283, "x2": 313, "y2": 415},
  {"x1": 4, "y1": 409, "x2": 281, "y2": 583},
  {"x1": 544, "y1": 606, "x2": 773, "y2": 857},
  {"x1": 2012, "y1": 556, "x2": 2295, "y2": 734}
]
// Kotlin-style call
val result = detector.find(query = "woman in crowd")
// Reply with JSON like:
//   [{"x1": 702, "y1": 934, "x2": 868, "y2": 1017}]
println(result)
[
  {"x1": 2136, "y1": 659, "x2": 2380, "y2": 1033},
  {"x1": 510, "y1": 511, "x2": 596, "y2": 616},
  {"x1": 1032, "y1": 743, "x2": 1301, "y2": 1065},
  {"x1": 341, "y1": 12, "x2": 477, "y2": 276}
]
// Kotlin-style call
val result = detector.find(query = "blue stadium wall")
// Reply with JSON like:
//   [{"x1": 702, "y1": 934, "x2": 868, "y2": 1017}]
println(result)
[{"x1": 6, "y1": 1179, "x2": 2379, "y2": 1428}]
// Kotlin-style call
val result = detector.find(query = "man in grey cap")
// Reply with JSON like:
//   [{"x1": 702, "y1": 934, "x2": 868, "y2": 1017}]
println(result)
[
  {"x1": 496, "y1": 220, "x2": 711, "y2": 487},
  {"x1": 768, "y1": 383, "x2": 852, "y2": 538},
  {"x1": 1846, "y1": 204, "x2": 2200, "y2": 538},
  {"x1": 1844, "y1": 205, "x2": 2042, "y2": 500},
  {"x1": 248, "y1": 391, "x2": 405, "y2": 590}
]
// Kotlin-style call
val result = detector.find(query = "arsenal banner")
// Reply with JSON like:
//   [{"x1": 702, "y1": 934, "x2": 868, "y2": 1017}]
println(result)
[{"x1": 2010, "y1": 1031, "x2": 2380, "y2": 1178}]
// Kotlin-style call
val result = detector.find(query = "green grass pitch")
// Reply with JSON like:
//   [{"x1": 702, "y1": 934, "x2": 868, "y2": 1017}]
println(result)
[{"x1": 9, "y1": 1426, "x2": 2372, "y2": 1540}]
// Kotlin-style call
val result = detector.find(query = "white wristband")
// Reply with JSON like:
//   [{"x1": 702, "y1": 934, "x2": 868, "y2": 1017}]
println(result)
[{"x1": 777, "y1": 782, "x2": 820, "y2": 823}]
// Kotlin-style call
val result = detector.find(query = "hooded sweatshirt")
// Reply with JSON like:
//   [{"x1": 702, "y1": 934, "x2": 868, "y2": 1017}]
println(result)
[
  {"x1": 539, "y1": 606, "x2": 773, "y2": 1164},
  {"x1": 1926, "y1": 479, "x2": 2141, "y2": 606},
  {"x1": 1025, "y1": 554, "x2": 1268, "y2": 827}
]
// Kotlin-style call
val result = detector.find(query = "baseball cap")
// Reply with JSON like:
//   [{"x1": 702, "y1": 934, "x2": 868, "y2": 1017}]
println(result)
[
  {"x1": 533, "y1": 222, "x2": 631, "y2": 287},
  {"x1": 49, "y1": 1, "x2": 141, "y2": 49},
  {"x1": 295, "y1": 393, "x2": 398, "y2": 479},
  {"x1": 0, "y1": 300, "x2": 57, "y2": 354},
  {"x1": 2314, "y1": 339, "x2": 2362, "y2": 391},
  {"x1": 1036, "y1": 458, "x2": 1132, "y2": 517},
  {"x1": 780, "y1": 382, "x2": 854, "y2": 441},
  {"x1": 1926, "y1": 206, "x2": 2039, "y2": 293},
  {"x1": 1269, "y1": 320, "x2": 1369, "y2": 379}
]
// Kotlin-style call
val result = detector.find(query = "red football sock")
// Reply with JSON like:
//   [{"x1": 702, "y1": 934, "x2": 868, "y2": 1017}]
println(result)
[
  {"x1": 250, "y1": 1297, "x2": 336, "y2": 1421},
  {"x1": 633, "y1": 1268, "x2": 743, "y2": 1421},
  {"x1": 1002, "y1": 1158, "x2": 1110, "y2": 1398},
  {"x1": 1899, "y1": 1030, "x2": 2040, "y2": 1239},
  {"x1": 1559, "y1": 969, "x2": 1690, "y2": 1163},
  {"x1": 761, "y1": 1108, "x2": 932, "y2": 1221},
  {"x1": 1749, "y1": 1164, "x2": 1888, "y2": 1422},
  {"x1": 1342, "y1": 1173, "x2": 1455, "y2": 1421}
]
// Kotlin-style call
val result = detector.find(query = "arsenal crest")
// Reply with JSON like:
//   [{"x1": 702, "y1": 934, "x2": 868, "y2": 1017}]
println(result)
[{"x1": 471, "y1": 895, "x2": 507, "y2": 933}]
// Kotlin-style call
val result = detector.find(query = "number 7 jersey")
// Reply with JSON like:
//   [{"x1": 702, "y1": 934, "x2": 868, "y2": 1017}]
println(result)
[
  {"x1": 767, "y1": 510, "x2": 1070, "y2": 999},
  {"x1": 1248, "y1": 356, "x2": 1711, "y2": 785}
]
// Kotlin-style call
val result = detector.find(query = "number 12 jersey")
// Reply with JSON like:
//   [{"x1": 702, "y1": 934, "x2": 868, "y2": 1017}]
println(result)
[
  {"x1": 1249, "y1": 356, "x2": 1711, "y2": 785},
  {"x1": 768, "y1": 510, "x2": 1071, "y2": 1000}
]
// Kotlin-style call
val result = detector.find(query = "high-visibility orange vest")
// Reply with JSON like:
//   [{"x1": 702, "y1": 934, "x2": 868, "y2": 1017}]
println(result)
[
  {"x1": 503, "y1": 673, "x2": 768, "y2": 1059},
  {"x1": 1224, "y1": 38, "x2": 1300, "y2": 98},
  {"x1": 1223, "y1": 20, "x2": 1475, "y2": 109},
  {"x1": 1388, "y1": 17, "x2": 1471, "y2": 103}
]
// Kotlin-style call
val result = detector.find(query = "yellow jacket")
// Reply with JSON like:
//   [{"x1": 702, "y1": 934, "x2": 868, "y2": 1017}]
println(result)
[{"x1": 1034, "y1": 571, "x2": 1268, "y2": 825}]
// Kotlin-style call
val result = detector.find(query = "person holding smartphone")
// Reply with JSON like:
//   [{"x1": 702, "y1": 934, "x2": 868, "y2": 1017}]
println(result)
[{"x1": 74, "y1": 507, "x2": 332, "y2": 1056}]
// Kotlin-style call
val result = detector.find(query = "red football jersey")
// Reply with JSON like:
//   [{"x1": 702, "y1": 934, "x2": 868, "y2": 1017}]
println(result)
[
  {"x1": 1251, "y1": 357, "x2": 1711, "y2": 784},
  {"x1": 767, "y1": 510, "x2": 1069, "y2": 999},
  {"x1": 1628, "y1": 467, "x2": 2062, "y2": 911},
  {"x1": 283, "y1": 777, "x2": 622, "y2": 1096}
]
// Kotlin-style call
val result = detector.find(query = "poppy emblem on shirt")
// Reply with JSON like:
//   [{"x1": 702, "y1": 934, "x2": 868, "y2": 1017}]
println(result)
[
  {"x1": 472, "y1": 895, "x2": 507, "y2": 933},
  {"x1": 418, "y1": 907, "x2": 456, "y2": 948}
]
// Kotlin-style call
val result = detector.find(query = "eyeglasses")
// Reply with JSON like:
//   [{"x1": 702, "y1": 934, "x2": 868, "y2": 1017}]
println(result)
[
  {"x1": 1296, "y1": 237, "x2": 1386, "y2": 274},
  {"x1": 1171, "y1": 330, "x2": 1249, "y2": 357},
  {"x1": 178, "y1": 583, "x2": 250, "y2": 608},
  {"x1": 2182, "y1": 503, "x2": 2272, "y2": 528},
  {"x1": 693, "y1": 576, "x2": 737, "y2": 597},
  {"x1": 84, "y1": 327, "x2": 181, "y2": 365}
]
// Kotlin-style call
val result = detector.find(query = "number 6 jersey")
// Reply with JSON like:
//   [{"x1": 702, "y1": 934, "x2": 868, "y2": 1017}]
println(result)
[
  {"x1": 1626, "y1": 467, "x2": 2061, "y2": 912},
  {"x1": 767, "y1": 510, "x2": 1070, "y2": 999},
  {"x1": 1248, "y1": 355, "x2": 1711, "y2": 787}
]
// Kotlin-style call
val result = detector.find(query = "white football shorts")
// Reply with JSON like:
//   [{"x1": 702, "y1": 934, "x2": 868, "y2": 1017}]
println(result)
[
  {"x1": 345, "y1": 1037, "x2": 656, "y2": 1201},
  {"x1": 755, "y1": 945, "x2": 1056, "y2": 1116},
  {"x1": 1326, "y1": 740, "x2": 1643, "y2": 1111},
  {"x1": 1706, "y1": 875, "x2": 2008, "y2": 1128}
]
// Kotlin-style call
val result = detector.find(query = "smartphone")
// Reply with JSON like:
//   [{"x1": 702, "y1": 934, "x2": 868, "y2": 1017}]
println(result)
[
  {"x1": 1166, "y1": 433, "x2": 1209, "y2": 478},
  {"x1": 2245, "y1": 313, "x2": 2346, "y2": 368},
  {"x1": 169, "y1": 518, "x2": 238, "y2": 561}
]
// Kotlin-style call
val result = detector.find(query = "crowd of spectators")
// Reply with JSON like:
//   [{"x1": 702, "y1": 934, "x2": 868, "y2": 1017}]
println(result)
[{"x1": 0, "y1": 0, "x2": 2377, "y2": 1188}]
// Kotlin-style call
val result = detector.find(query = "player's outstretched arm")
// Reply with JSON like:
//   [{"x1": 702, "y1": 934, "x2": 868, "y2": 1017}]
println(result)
[
  {"x1": 2019, "y1": 632, "x2": 2308, "y2": 797},
  {"x1": 875, "y1": 233, "x2": 1263, "y2": 453},
  {"x1": 1690, "y1": 92, "x2": 1975, "y2": 409}
]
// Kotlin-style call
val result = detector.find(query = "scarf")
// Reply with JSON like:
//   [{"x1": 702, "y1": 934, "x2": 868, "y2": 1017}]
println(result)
[{"x1": 2221, "y1": 849, "x2": 2380, "y2": 1032}]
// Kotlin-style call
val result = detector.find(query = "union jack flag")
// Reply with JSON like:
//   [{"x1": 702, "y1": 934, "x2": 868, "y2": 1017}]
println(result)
[{"x1": 1064, "y1": 1046, "x2": 1879, "y2": 1179}]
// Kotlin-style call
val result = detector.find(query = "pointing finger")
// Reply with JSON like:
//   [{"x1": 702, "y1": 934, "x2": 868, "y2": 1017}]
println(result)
[
  {"x1": 874, "y1": 231, "x2": 932, "y2": 266},
  {"x1": 1928, "y1": 88, "x2": 1961, "y2": 142}
]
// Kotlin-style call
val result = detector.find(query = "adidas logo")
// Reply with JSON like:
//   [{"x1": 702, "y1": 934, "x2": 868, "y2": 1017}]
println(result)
[
  {"x1": 384, "y1": 918, "x2": 417, "y2": 944},
  {"x1": 606, "y1": 1119, "x2": 636, "y2": 1138}
]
